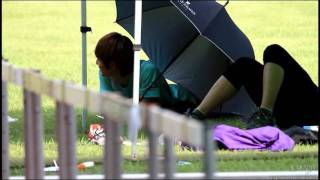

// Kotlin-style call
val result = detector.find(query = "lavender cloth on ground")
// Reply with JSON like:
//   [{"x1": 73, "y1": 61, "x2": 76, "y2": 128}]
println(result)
[{"x1": 213, "y1": 125, "x2": 295, "y2": 151}]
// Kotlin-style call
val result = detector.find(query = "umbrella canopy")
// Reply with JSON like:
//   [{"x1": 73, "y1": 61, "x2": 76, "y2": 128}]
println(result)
[{"x1": 115, "y1": 0, "x2": 257, "y2": 116}]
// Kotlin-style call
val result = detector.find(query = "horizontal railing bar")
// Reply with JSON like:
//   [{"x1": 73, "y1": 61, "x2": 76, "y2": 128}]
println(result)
[
  {"x1": 9, "y1": 171, "x2": 319, "y2": 179},
  {"x1": 2, "y1": 61, "x2": 203, "y2": 146}
]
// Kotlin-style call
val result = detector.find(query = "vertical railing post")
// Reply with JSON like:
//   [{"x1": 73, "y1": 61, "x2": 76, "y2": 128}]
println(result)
[
  {"x1": 112, "y1": 120, "x2": 122, "y2": 178},
  {"x1": 2, "y1": 80, "x2": 9, "y2": 179},
  {"x1": 81, "y1": 0, "x2": 89, "y2": 132},
  {"x1": 23, "y1": 70, "x2": 44, "y2": 179},
  {"x1": 164, "y1": 136, "x2": 175, "y2": 179},
  {"x1": 56, "y1": 102, "x2": 77, "y2": 179},
  {"x1": 30, "y1": 91, "x2": 44, "y2": 178},
  {"x1": 203, "y1": 120, "x2": 214, "y2": 179},
  {"x1": 103, "y1": 114, "x2": 113, "y2": 179},
  {"x1": 56, "y1": 102, "x2": 66, "y2": 177},
  {"x1": 23, "y1": 89, "x2": 35, "y2": 178},
  {"x1": 147, "y1": 106, "x2": 159, "y2": 179},
  {"x1": 65, "y1": 104, "x2": 77, "y2": 178},
  {"x1": 103, "y1": 113, "x2": 122, "y2": 179}
]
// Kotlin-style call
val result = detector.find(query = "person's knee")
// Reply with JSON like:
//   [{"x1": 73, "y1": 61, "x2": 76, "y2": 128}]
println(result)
[
  {"x1": 223, "y1": 57, "x2": 257, "y2": 87},
  {"x1": 263, "y1": 44, "x2": 289, "y2": 68},
  {"x1": 263, "y1": 44, "x2": 285, "y2": 62},
  {"x1": 265, "y1": 44, "x2": 283, "y2": 53}
]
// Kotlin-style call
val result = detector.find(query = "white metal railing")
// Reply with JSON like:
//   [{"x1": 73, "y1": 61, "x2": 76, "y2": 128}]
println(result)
[{"x1": 1, "y1": 60, "x2": 214, "y2": 179}]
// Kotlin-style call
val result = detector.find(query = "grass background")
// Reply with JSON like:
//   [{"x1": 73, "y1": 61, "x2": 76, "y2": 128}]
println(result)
[{"x1": 2, "y1": 0, "x2": 318, "y2": 175}]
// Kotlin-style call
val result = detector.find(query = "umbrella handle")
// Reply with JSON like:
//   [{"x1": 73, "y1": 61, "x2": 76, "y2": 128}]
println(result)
[{"x1": 223, "y1": 0, "x2": 229, "y2": 8}]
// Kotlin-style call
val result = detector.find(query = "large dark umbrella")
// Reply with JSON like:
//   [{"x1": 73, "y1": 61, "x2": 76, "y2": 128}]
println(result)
[{"x1": 115, "y1": 0, "x2": 257, "y2": 116}]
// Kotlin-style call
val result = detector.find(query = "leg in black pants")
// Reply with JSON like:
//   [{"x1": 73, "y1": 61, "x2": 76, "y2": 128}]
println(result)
[{"x1": 223, "y1": 44, "x2": 319, "y2": 128}]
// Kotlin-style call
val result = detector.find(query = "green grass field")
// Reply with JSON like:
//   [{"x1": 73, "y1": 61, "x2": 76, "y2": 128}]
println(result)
[{"x1": 2, "y1": 1, "x2": 318, "y2": 175}]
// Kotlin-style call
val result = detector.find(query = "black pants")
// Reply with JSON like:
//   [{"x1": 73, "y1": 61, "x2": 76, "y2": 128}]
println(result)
[{"x1": 223, "y1": 44, "x2": 319, "y2": 128}]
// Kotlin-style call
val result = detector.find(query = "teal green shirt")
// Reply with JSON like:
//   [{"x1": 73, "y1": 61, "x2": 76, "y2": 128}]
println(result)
[{"x1": 99, "y1": 60, "x2": 198, "y2": 108}]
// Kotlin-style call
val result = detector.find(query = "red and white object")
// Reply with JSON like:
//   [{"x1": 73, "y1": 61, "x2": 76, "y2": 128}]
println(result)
[
  {"x1": 77, "y1": 161, "x2": 95, "y2": 170},
  {"x1": 87, "y1": 124, "x2": 105, "y2": 145}
]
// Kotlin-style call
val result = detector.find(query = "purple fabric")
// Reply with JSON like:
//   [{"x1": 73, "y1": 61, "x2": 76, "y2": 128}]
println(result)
[{"x1": 213, "y1": 125, "x2": 295, "y2": 151}]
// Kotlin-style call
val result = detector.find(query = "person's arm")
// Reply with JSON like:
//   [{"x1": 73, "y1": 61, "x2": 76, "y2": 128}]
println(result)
[
  {"x1": 142, "y1": 97, "x2": 162, "y2": 106},
  {"x1": 139, "y1": 62, "x2": 166, "y2": 106}
]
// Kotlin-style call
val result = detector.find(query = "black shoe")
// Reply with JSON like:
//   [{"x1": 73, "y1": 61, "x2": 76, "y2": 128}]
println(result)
[
  {"x1": 246, "y1": 108, "x2": 277, "y2": 129},
  {"x1": 284, "y1": 126, "x2": 318, "y2": 145},
  {"x1": 188, "y1": 109, "x2": 206, "y2": 120},
  {"x1": 179, "y1": 141, "x2": 199, "y2": 151}
]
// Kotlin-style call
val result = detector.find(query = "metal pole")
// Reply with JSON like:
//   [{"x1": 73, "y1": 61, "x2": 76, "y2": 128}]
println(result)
[
  {"x1": 2, "y1": 80, "x2": 9, "y2": 179},
  {"x1": 131, "y1": 0, "x2": 143, "y2": 160},
  {"x1": 133, "y1": 0, "x2": 142, "y2": 105},
  {"x1": 81, "y1": 0, "x2": 88, "y2": 132}
]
